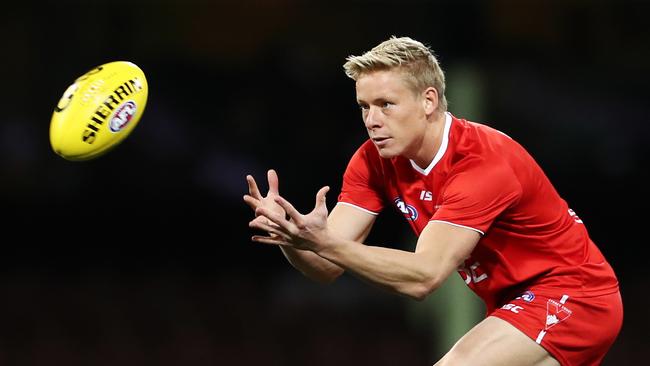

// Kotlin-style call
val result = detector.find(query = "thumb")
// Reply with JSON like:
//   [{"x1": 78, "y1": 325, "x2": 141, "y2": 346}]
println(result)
[{"x1": 315, "y1": 186, "x2": 330, "y2": 208}]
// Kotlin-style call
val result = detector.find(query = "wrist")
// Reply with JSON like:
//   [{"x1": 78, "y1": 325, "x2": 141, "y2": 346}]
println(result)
[{"x1": 313, "y1": 231, "x2": 343, "y2": 258}]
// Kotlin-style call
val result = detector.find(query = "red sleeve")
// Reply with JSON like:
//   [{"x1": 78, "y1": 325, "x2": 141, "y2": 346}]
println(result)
[
  {"x1": 337, "y1": 142, "x2": 384, "y2": 214},
  {"x1": 432, "y1": 159, "x2": 521, "y2": 234}
]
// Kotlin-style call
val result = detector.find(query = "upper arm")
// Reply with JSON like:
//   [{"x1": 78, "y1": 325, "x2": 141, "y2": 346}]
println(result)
[
  {"x1": 415, "y1": 221, "x2": 481, "y2": 284},
  {"x1": 328, "y1": 203, "x2": 377, "y2": 243}
]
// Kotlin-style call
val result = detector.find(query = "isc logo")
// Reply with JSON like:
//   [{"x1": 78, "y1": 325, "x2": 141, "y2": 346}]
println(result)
[{"x1": 501, "y1": 303, "x2": 524, "y2": 313}]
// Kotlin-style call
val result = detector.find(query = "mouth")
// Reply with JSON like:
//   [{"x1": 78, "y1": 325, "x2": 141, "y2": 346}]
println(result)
[{"x1": 372, "y1": 137, "x2": 391, "y2": 147}]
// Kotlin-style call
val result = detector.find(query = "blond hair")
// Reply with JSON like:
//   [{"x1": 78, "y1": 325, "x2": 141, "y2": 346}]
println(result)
[{"x1": 343, "y1": 36, "x2": 448, "y2": 112}]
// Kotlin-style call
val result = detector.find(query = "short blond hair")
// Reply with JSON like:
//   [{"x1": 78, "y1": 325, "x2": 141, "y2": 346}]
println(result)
[{"x1": 343, "y1": 36, "x2": 448, "y2": 112}]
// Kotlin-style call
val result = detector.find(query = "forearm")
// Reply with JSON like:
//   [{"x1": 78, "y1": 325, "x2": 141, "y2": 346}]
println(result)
[
  {"x1": 316, "y1": 239, "x2": 443, "y2": 300},
  {"x1": 280, "y1": 246, "x2": 344, "y2": 284}
]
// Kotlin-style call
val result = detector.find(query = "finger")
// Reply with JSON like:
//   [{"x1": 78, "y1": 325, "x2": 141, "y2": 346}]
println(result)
[
  {"x1": 246, "y1": 175, "x2": 262, "y2": 199},
  {"x1": 315, "y1": 186, "x2": 330, "y2": 209},
  {"x1": 249, "y1": 223, "x2": 288, "y2": 241},
  {"x1": 273, "y1": 195, "x2": 303, "y2": 224},
  {"x1": 249, "y1": 214, "x2": 273, "y2": 230},
  {"x1": 267, "y1": 169, "x2": 279, "y2": 195},
  {"x1": 249, "y1": 217, "x2": 291, "y2": 240},
  {"x1": 255, "y1": 206, "x2": 292, "y2": 229},
  {"x1": 243, "y1": 194, "x2": 260, "y2": 211},
  {"x1": 251, "y1": 235, "x2": 289, "y2": 246},
  {"x1": 249, "y1": 217, "x2": 282, "y2": 234}
]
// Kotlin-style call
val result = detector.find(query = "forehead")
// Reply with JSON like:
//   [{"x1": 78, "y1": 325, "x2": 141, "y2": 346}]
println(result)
[{"x1": 355, "y1": 69, "x2": 412, "y2": 100}]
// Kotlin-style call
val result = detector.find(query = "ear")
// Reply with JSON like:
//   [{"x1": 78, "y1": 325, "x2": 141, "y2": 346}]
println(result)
[{"x1": 422, "y1": 87, "x2": 439, "y2": 116}]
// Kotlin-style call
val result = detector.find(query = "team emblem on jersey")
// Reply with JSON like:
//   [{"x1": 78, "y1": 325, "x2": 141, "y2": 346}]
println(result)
[
  {"x1": 517, "y1": 290, "x2": 535, "y2": 302},
  {"x1": 394, "y1": 197, "x2": 418, "y2": 220},
  {"x1": 545, "y1": 299, "x2": 572, "y2": 329}
]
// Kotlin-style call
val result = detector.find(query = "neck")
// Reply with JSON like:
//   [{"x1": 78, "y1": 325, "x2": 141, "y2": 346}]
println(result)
[{"x1": 411, "y1": 112, "x2": 447, "y2": 169}]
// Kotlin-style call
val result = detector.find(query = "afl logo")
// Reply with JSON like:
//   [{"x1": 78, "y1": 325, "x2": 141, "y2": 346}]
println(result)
[
  {"x1": 518, "y1": 290, "x2": 535, "y2": 303},
  {"x1": 109, "y1": 101, "x2": 137, "y2": 132},
  {"x1": 394, "y1": 197, "x2": 418, "y2": 221}
]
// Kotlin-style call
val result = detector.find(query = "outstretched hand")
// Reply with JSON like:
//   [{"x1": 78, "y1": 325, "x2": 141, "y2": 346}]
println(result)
[
  {"x1": 243, "y1": 169, "x2": 286, "y2": 233},
  {"x1": 250, "y1": 185, "x2": 332, "y2": 253}
]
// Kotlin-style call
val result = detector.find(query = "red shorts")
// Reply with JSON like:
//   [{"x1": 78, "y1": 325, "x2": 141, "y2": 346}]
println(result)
[{"x1": 491, "y1": 288, "x2": 623, "y2": 366}]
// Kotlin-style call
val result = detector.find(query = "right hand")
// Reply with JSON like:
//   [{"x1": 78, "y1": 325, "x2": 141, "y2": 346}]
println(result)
[{"x1": 243, "y1": 169, "x2": 287, "y2": 238}]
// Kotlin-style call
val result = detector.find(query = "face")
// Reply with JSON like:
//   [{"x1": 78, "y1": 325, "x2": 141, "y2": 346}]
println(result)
[{"x1": 355, "y1": 69, "x2": 431, "y2": 159}]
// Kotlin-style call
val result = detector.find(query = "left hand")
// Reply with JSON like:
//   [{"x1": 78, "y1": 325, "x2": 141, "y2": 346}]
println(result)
[{"x1": 250, "y1": 186, "x2": 332, "y2": 253}]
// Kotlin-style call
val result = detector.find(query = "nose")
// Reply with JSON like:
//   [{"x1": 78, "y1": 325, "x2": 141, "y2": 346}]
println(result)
[{"x1": 364, "y1": 106, "x2": 382, "y2": 130}]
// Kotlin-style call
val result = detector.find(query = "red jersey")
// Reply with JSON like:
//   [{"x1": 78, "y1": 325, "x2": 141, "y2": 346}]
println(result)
[{"x1": 338, "y1": 113, "x2": 619, "y2": 312}]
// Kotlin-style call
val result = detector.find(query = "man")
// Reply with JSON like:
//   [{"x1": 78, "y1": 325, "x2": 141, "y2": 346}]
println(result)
[{"x1": 244, "y1": 36, "x2": 622, "y2": 365}]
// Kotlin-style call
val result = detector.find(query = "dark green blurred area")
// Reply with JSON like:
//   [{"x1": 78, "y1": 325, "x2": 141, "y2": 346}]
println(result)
[{"x1": 1, "y1": 0, "x2": 648, "y2": 364}]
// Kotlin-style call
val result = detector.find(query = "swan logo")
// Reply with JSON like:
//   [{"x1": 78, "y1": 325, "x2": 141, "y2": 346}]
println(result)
[{"x1": 545, "y1": 299, "x2": 572, "y2": 330}]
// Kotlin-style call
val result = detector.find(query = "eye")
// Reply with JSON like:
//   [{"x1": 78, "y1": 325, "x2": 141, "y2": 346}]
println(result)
[{"x1": 358, "y1": 103, "x2": 369, "y2": 111}]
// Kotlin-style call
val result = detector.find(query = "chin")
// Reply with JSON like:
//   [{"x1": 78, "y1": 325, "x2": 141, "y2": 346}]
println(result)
[{"x1": 375, "y1": 147, "x2": 399, "y2": 159}]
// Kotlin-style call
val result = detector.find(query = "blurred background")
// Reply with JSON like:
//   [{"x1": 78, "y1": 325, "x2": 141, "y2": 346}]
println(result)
[{"x1": 1, "y1": 0, "x2": 648, "y2": 364}]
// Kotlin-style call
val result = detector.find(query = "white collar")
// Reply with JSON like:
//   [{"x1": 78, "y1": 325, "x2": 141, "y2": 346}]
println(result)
[{"x1": 409, "y1": 112, "x2": 452, "y2": 176}]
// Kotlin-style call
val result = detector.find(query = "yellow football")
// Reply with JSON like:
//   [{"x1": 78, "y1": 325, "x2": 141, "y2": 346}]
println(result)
[{"x1": 50, "y1": 61, "x2": 149, "y2": 161}]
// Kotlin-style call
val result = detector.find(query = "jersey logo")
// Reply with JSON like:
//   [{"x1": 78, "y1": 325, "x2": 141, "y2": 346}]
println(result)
[
  {"x1": 458, "y1": 261, "x2": 488, "y2": 284},
  {"x1": 501, "y1": 303, "x2": 525, "y2": 313},
  {"x1": 545, "y1": 299, "x2": 572, "y2": 329},
  {"x1": 419, "y1": 190, "x2": 433, "y2": 201},
  {"x1": 394, "y1": 197, "x2": 418, "y2": 220},
  {"x1": 568, "y1": 208, "x2": 583, "y2": 224},
  {"x1": 516, "y1": 290, "x2": 535, "y2": 303}
]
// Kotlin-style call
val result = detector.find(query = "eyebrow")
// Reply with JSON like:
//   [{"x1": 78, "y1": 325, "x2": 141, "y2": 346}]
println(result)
[{"x1": 357, "y1": 97, "x2": 392, "y2": 105}]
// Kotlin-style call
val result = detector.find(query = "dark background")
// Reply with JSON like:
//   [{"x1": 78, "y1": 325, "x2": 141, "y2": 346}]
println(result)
[{"x1": 1, "y1": 0, "x2": 648, "y2": 364}]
